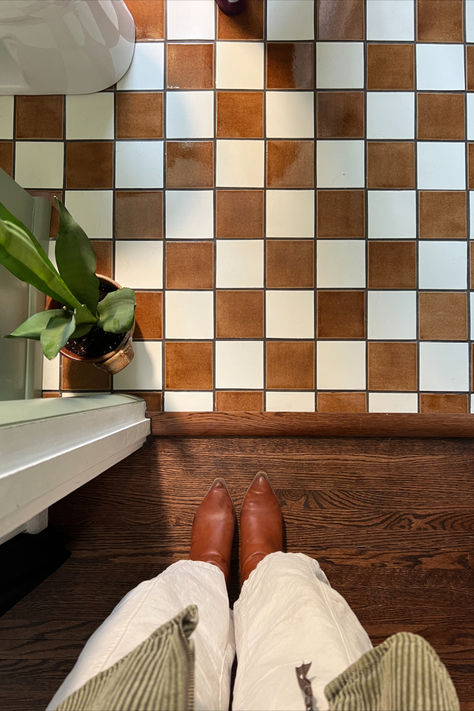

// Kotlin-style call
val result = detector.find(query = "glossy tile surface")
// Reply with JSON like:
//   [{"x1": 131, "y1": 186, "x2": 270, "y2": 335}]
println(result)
[{"x1": 16, "y1": 0, "x2": 470, "y2": 411}]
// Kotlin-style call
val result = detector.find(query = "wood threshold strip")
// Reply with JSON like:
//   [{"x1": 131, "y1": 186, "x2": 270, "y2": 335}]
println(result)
[{"x1": 149, "y1": 412, "x2": 474, "y2": 438}]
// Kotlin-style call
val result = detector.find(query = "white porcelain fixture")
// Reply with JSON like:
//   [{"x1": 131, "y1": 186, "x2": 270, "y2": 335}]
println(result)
[{"x1": 0, "y1": 0, "x2": 135, "y2": 94}]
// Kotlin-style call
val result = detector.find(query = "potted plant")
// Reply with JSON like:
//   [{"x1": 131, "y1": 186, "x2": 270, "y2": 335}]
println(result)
[{"x1": 0, "y1": 198, "x2": 136, "y2": 374}]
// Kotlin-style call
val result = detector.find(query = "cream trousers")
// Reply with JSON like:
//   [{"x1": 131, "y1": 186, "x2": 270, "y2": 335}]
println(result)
[{"x1": 48, "y1": 552, "x2": 373, "y2": 711}]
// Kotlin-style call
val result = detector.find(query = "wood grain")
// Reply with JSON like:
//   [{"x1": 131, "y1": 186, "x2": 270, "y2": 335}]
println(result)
[{"x1": 0, "y1": 435, "x2": 473, "y2": 710}]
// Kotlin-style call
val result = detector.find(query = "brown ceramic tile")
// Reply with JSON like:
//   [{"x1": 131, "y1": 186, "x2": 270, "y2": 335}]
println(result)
[
  {"x1": 467, "y1": 46, "x2": 474, "y2": 91},
  {"x1": 367, "y1": 44, "x2": 414, "y2": 91},
  {"x1": 216, "y1": 190, "x2": 264, "y2": 238},
  {"x1": 92, "y1": 241, "x2": 113, "y2": 279},
  {"x1": 317, "y1": 392, "x2": 367, "y2": 413},
  {"x1": 42, "y1": 391, "x2": 61, "y2": 398},
  {"x1": 367, "y1": 142, "x2": 415, "y2": 189},
  {"x1": 116, "y1": 92, "x2": 163, "y2": 139},
  {"x1": 134, "y1": 291, "x2": 163, "y2": 339},
  {"x1": 217, "y1": 92, "x2": 264, "y2": 138},
  {"x1": 15, "y1": 96, "x2": 63, "y2": 139},
  {"x1": 166, "y1": 142, "x2": 214, "y2": 188},
  {"x1": 368, "y1": 342, "x2": 417, "y2": 391},
  {"x1": 165, "y1": 342, "x2": 213, "y2": 390},
  {"x1": 368, "y1": 242, "x2": 417, "y2": 289},
  {"x1": 216, "y1": 290, "x2": 264, "y2": 338},
  {"x1": 317, "y1": 291, "x2": 365, "y2": 338},
  {"x1": 217, "y1": 0, "x2": 264, "y2": 39},
  {"x1": 166, "y1": 242, "x2": 214, "y2": 289},
  {"x1": 317, "y1": 92, "x2": 364, "y2": 138},
  {"x1": 317, "y1": 0, "x2": 365, "y2": 40},
  {"x1": 61, "y1": 357, "x2": 111, "y2": 391},
  {"x1": 167, "y1": 44, "x2": 214, "y2": 89},
  {"x1": 419, "y1": 393, "x2": 468, "y2": 414},
  {"x1": 468, "y1": 144, "x2": 474, "y2": 190},
  {"x1": 125, "y1": 0, "x2": 164, "y2": 40},
  {"x1": 216, "y1": 391, "x2": 264, "y2": 410},
  {"x1": 115, "y1": 191, "x2": 163, "y2": 239},
  {"x1": 266, "y1": 341, "x2": 315, "y2": 390},
  {"x1": 317, "y1": 190, "x2": 365, "y2": 238},
  {"x1": 417, "y1": 94, "x2": 465, "y2": 140},
  {"x1": 418, "y1": 192, "x2": 466, "y2": 239},
  {"x1": 417, "y1": 0, "x2": 463, "y2": 42},
  {"x1": 267, "y1": 140, "x2": 314, "y2": 188},
  {"x1": 471, "y1": 242, "x2": 474, "y2": 288},
  {"x1": 65, "y1": 142, "x2": 113, "y2": 189},
  {"x1": 124, "y1": 391, "x2": 163, "y2": 412},
  {"x1": 419, "y1": 292, "x2": 467, "y2": 341},
  {"x1": 266, "y1": 240, "x2": 314, "y2": 288},
  {"x1": 28, "y1": 190, "x2": 63, "y2": 238},
  {"x1": 0, "y1": 142, "x2": 13, "y2": 176},
  {"x1": 266, "y1": 43, "x2": 314, "y2": 89}
]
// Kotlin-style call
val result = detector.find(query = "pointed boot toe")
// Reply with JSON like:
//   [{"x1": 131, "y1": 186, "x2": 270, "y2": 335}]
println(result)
[
  {"x1": 190, "y1": 479, "x2": 235, "y2": 584},
  {"x1": 240, "y1": 473, "x2": 283, "y2": 583}
]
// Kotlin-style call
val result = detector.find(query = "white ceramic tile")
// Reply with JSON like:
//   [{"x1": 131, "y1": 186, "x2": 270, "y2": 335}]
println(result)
[
  {"x1": 167, "y1": 0, "x2": 215, "y2": 40},
  {"x1": 115, "y1": 141, "x2": 163, "y2": 189},
  {"x1": 215, "y1": 341, "x2": 264, "y2": 389},
  {"x1": 266, "y1": 392, "x2": 315, "y2": 412},
  {"x1": 470, "y1": 193, "x2": 474, "y2": 239},
  {"x1": 216, "y1": 140, "x2": 264, "y2": 188},
  {"x1": 42, "y1": 355, "x2": 60, "y2": 390},
  {"x1": 317, "y1": 240, "x2": 366, "y2": 288},
  {"x1": 317, "y1": 141, "x2": 365, "y2": 188},
  {"x1": 266, "y1": 92, "x2": 314, "y2": 139},
  {"x1": 317, "y1": 341, "x2": 366, "y2": 390},
  {"x1": 166, "y1": 92, "x2": 214, "y2": 139},
  {"x1": 266, "y1": 190, "x2": 314, "y2": 239},
  {"x1": 266, "y1": 291, "x2": 315, "y2": 338},
  {"x1": 117, "y1": 42, "x2": 164, "y2": 90},
  {"x1": 366, "y1": 0, "x2": 414, "y2": 40},
  {"x1": 467, "y1": 0, "x2": 474, "y2": 42},
  {"x1": 165, "y1": 291, "x2": 213, "y2": 338},
  {"x1": 267, "y1": 0, "x2": 314, "y2": 40},
  {"x1": 418, "y1": 241, "x2": 467, "y2": 290},
  {"x1": 366, "y1": 92, "x2": 415, "y2": 140},
  {"x1": 164, "y1": 392, "x2": 213, "y2": 412},
  {"x1": 0, "y1": 96, "x2": 13, "y2": 139},
  {"x1": 417, "y1": 143, "x2": 466, "y2": 190},
  {"x1": 368, "y1": 191, "x2": 416, "y2": 239},
  {"x1": 416, "y1": 45, "x2": 465, "y2": 91},
  {"x1": 467, "y1": 94, "x2": 474, "y2": 141},
  {"x1": 115, "y1": 241, "x2": 163, "y2": 289},
  {"x1": 471, "y1": 394, "x2": 474, "y2": 414},
  {"x1": 65, "y1": 94, "x2": 114, "y2": 140},
  {"x1": 316, "y1": 43, "x2": 364, "y2": 89},
  {"x1": 368, "y1": 291, "x2": 417, "y2": 340},
  {"x1": 216, "y1": 240, "x2": 264, "y2": 288},
  {"x1": 15, "y1": 142, "x2": 64, "y2": 189},
  {"x1": 64, "y1": 191, "x2": 113, "y2": 239},
  {"x1": 113, "y1": 341, "x2": 162, "y2": 390},
  {"x1": 216, "y1": 42, "x2": 264, "y2": 90},
  {"x1": 419, "y1": 342, "x2": 469, "y2": 392},
  {"x1": 471, "y1": 293, "x2": 474, "y2": 338},
  {"x1": 165, "y1": 191, "x2": 213, "y2": 239},
  {"x1": 368, "y1": 393, "x2": 418, "y2": 413}
]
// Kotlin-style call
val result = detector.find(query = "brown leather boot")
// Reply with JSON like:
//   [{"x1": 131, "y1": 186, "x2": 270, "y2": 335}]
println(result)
[
  {"x1": 240, "y1": 472, "x2": 283, "y2": 583},
  {"x1": 189, "y1": 478, "x2": 235, "y2": 584}
]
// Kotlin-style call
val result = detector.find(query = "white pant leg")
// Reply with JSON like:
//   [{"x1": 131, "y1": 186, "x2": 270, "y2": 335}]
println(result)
[
  {"x1": 47, "y1": 560, "x2": 235, "y2": 711},
  {"x1": 232, "y1": 552, "x2": 373, "y2": 711}
]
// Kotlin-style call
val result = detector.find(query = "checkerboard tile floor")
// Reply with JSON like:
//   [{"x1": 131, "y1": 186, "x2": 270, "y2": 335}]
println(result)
[{"x1": 4, "y1": 0, "x2": 474, "y2": 413}]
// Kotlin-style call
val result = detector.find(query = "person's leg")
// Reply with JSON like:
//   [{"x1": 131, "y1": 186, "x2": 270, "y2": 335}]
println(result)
[
  {"x1": 233, "y1": 474, "x2": 372, "y2": 711},
  {"x1": 48, "y1": 480, "x2": 236, "y2": 711}
]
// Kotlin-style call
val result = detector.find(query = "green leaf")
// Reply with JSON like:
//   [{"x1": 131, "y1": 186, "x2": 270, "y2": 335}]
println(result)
[
  {"x1": 6, "y1": 309, "x2": 65, "y2": 340},
  {"x1": 40, "y1": 311, "x2": 76, "y2": 360},
  {"x1": 71, "y1": 321, "x2": 94, "y2": 339},
  {"x1": 97, "y1": 288, "x2": 135, "y2": 334},
  {"x1": 0, "y1": 219, "x2": 83, "y2": 310},
  {"x1": 0, "y1": 201, "x2": 56, "y2": 263},
  {"x1": 55, "y1": 200, "x2": 99, "y2": 315}
]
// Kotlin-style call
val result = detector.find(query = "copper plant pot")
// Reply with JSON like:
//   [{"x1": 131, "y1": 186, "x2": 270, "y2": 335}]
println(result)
[{"x1": 45, "y1": 274, "x2": 135, "y2": 375}]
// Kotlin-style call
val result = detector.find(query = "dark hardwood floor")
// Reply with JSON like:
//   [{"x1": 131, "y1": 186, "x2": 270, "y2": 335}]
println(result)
[{"x1": 1, "y1": 435, "x2": 473, "y2": 710}]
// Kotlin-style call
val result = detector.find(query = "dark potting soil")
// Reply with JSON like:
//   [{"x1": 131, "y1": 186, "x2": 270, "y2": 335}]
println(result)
[{"x1": 65, "y1": 281, "x2": 126, "y2": 359}]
